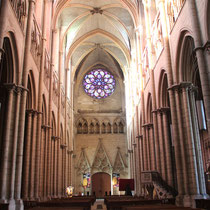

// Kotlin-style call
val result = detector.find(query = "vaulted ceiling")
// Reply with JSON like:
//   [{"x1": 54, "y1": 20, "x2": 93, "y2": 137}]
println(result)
[{"x1": 54, "y1": 0, "x2": 139, "y2": 78}]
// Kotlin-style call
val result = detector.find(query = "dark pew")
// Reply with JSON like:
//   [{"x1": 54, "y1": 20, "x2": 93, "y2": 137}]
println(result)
[
  {"x1": 195, "y1": 199, "x2": 210, "y2": 209},
  {"x1": 104, "y1": 197, "x2": 162, "y2": 210},
  {"x1": 37, "y1": 196, "x2": 96, "y2": 210}
]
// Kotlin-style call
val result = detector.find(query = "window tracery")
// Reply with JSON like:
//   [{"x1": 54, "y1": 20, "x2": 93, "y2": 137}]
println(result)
[{"x1": 83, "y1": 69, "x2": 116, "y2": 99}]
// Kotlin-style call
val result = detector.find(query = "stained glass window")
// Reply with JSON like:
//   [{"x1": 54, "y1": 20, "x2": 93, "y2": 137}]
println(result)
[{"x1": 83, "y1": 69, "x2": 116, "y2": 99}]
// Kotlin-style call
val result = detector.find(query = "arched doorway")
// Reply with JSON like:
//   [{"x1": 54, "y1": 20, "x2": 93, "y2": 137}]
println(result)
[{"x1": 92, "y1": 172, "x2": 111, "y2": 198}]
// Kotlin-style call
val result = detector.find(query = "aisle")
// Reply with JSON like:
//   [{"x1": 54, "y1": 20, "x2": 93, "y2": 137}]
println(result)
[{"x1": 91, "y1": 199, "x2": 107, "y2": 210}]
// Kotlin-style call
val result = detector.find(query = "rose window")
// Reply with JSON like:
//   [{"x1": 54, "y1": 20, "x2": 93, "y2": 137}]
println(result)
[{"x1": 83, "y1": 69, "x2": 116, "y2": 99}]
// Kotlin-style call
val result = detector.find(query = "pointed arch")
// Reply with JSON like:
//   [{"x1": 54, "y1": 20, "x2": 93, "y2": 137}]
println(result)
[
  {"x1": 27, "y1": 70, "x2": 36, "y2": 110},
  {"x1": 60, "y1": 123, "x2": 64, "y2": 144},
  {"x1": 52, "y1": 111, "x2": 56, "y2": 137},
  {"x1": 146, "y1": 93, "x2": 153, "y2": 123},
  {"x1": 42, "y1": 94, "x2": 47, "y2": 125},
  {"x1": 158, "y1": 70, "x2": 169, "y2": 108}
]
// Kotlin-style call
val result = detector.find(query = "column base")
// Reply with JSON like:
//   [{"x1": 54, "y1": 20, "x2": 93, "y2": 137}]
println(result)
[
  {"x1": 15, "y1": 199, "x2": 24, "y2": 210},
  {"x1": 175, "y1": 195, "x2": 184, "y2": 206},
  {"x1": 0, "y1": 199, "x2": 24, "y2": 210}
]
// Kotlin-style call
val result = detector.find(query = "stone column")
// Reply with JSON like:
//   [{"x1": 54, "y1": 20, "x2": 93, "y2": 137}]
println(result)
[
  {"x1": 144, "y1": 0, "x2": 160, "y2": 174},
  {"x1": 142, "y1": 125, "x2": 148, "y2": 171},
  {"x1": 15, "y1": 1, "x2": 35, "y2": 207},
  {"x1": 149, "y1": 124, "x2": 156, "y2": 171},
  {"x1": 157, "y1": 110, "x2": 166, "y2": 180},
  {"x1": 29, "y1": 111, "x2": 38, "y2": 200},
  {"x1": 189, "y1": 86, "x2": 206, "y2": 196},
  {"x1": 137, "y1": 135, "x2": 143, "y2": 195},
  {"x1": 22, "y1": 110, "x2": 33, "y2": 200},
  {"x1": 57, "y1": 139, "x2": 62, "y2": 197},
  {"x1": 50, "y1": 135, "x2": 54, "y2": 197},
  {"x1": 157, "y1": 0, "x2": 185, "y2": 203},
  {"x1": 9, "y1": 86, "x2": 21, "y2": 204},
  {"x1": 46, "y1": 128, "x2": 52, "y2": 198},
  {"x1": 189, "y1": 0, "x2": 210, "y2": 134},
  {"x1": 146, "y1": 126, "x2": 151, "y2": 170},
  {"x1": 39, "y1": 125, "x2": 47, "y2": 198},
  {"x1": 0, "y1": 84, "x2": 15, "y2": 202},
  {"x1": 35, "y1": 0, "x2": 50, "y2": 200},
  {"x1": 53, "y1": 136, "x2": 58, "y2": 197},
  {"x1": 162, "y1": 107, "x2": 173, "y2": 187},
  {"x1": 43, "y1": 126, "x2": 50, "y2": 199},
  {"x1": 132, "y1": 143, "x2": 137, "y2": 194},
  {"x1": 174, "y1": 86, "x2": 188, "y2": 195},
  {"x1": 181, "y1": 83, "x2": 200, "y2": 196}
]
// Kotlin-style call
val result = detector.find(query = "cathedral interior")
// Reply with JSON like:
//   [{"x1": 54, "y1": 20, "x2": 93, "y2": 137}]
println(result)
[{"x1": 0, "y1": 0, "x2": 210, "y2": 210}]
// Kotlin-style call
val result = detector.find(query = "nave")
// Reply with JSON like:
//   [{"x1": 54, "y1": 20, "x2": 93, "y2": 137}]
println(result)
[{"x1": 0, "y1": 0, "x2": 210, "y2": 210}]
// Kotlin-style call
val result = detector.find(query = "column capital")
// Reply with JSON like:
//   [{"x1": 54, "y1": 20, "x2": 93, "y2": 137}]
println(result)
[
  {"x1": 168, "y1": 83, "x2": 180, "y2": 91},
  {"x1": 16, "y1": 85, "x2": 29, "y2": 92},
  {"x1": 52, "y1": 28, "x2": 58, "y2": 33},
  {"x1": 132, "y1": 143, "x2": 137, "y2": 148},
  {"x1": 26, "y1": 109, "x2": 34, "y2": 114},
  {"x1": 142, "y1": 123, "x2": 153, "y2": 128},
  {"x1": 128, "y1": 149, "x2": 133, "y2": 153},
  {"x1": 160, "y1": 107, "x2": 170, "y2": 113},
  {"x1": 51, "y1": 136, "x2": 59, "y2": 141},
  {"x1": 60, "y1": 144, "x2": 67, "y2": 149},
  {"x1": 180, "y1": 81, "x2": 192, "y2": 89},
  {"x1": 136, "y1": 135, "x2": 143, "y2": 139},
  {"x1": 41, "y1": 125, "x2": 51, "y2": 130}
]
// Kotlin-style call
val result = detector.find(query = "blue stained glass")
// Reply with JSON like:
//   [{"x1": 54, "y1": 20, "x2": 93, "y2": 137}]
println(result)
[{"x1": 83, "y1": 69, "x2": 116, "y2": 99}]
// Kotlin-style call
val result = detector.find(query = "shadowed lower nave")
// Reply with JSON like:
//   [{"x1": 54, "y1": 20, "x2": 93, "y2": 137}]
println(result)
[{"x1": 0, "y1": 0, "x2": 210, "y2": 209}]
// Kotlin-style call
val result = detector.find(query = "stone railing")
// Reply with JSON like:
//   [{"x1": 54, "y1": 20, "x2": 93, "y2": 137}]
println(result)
[
  {"x1": 142, "y1": 46, "x2": 150, "y2": 87},
  {"x1": 61, "y1": 85, "x2": 65, "y2": 117},
  {"x1": 44, "y1": 50, "x2": 50, "y2": 90},
  {"x1": 9, "y1": 0, "x2": 26, "y2": 30},
  {"x1": 151, "y1": 11, "x2": 163, "y2": 60},
  {"x1": 166, "y1": 0, "x2": 186, "y2": 31},
  {"x1": 31, "y1": 15, "x2": 42, "y2": 68},
  {"x1": 52, "y1": 71, "x2": 59, "y2": 107},
  {"x1": 67, "y1": 98, "x2": 71, "y2": 119}
]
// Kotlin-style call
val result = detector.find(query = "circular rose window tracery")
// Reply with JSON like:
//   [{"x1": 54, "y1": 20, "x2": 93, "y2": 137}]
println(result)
[{"x1": 83, "y1": 69, "x2": 116, "y2": 99}]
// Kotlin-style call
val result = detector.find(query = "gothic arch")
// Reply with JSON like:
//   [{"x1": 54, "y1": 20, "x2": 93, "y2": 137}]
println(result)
[
  {"x1": 0, "y1": 36, "x2": 18, "y2": 151},
  {"x1": 158, "y1": 70, "x2": 169, "y2": 108},
  {"x1": 52, "y1": 111, "x2": 56, "y2": 137},
  {"x1": 113, "y1": 117, "x2": 125, "y2": 134},
  {"x1": 60, "y1": 123, "x2": 64, "y2": 144},
  {"x1": 179, "y1": 36, "x2": 197, "y2": 82},
  {"x1": 76, "y1": 118, "x2": 88, "y2": 134},
  {"x1": 42, "y1": 94, "x2": 47, "y2": 125},
  {"x1": 67, "y1": 130, "x2": 70, "y2": 148},
  {"x1": 175, "y1": 30, "x2": 193, "y2": 83},
  {"x1": 146, "y1": 93, "x2": 152, "y2": 123},
  {"x1": 27, "y1": 70, "x2": 36, "y2": 110},
  {"x1": 0, "y1": 35, "x2": 18, "y2": 84}
]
